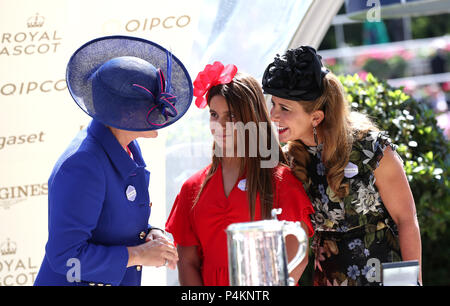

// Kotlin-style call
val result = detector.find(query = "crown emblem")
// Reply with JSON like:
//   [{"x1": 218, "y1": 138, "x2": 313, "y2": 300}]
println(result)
[
  {"x1": 1, "y1": 238, "x2": 17, "y2": 256},
  {"x1": 27, "y1": 13, "x2": 45, "y2": 28}
]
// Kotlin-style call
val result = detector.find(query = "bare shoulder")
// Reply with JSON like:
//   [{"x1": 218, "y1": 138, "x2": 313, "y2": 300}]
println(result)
[{"x1": 374, "y1": 145, "x2": 404, "y2": 179}]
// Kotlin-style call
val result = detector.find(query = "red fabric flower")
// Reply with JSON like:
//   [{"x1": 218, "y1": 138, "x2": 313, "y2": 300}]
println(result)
[{"x1": 193, "y1": 61, "x2": 238, "y2": 109}]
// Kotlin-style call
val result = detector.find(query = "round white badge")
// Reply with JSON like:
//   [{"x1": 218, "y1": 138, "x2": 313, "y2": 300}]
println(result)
[
  {"x1": 126, "y1": 185, "x2": 137, "y2": 201},
  {"x1": 237, "y1": 179, "x2": 247, "y2": 191}
]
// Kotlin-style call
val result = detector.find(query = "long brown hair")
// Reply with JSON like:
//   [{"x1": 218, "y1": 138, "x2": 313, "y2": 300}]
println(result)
[
  {"x1": 288, "y1": 73, "x2": 378, "y2": 198},
  {"x1": 193, "y1": 72, "x2": 287, "y2": 220}
]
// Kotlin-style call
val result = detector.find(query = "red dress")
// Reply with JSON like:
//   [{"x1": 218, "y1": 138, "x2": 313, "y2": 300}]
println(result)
[{"x1": 165, "y1": 163, "x2": 314, "y2": 286}]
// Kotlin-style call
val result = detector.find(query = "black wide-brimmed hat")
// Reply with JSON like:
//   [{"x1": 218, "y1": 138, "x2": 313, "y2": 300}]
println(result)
[
  {"x1": 262, "y1": 46, "x2": 329, "y2": 101},
  {"x1": 66, "y1": 35, "x2": 193, "y2": 131}
]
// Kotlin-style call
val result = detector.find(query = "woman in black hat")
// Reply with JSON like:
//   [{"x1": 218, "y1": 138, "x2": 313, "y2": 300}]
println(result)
[
  {"x1": 262, "y1": 46, "x2": 422, "y2": 286},
  {"x1": 34, "y1": 36, "x2": 192, "y2": 286}
]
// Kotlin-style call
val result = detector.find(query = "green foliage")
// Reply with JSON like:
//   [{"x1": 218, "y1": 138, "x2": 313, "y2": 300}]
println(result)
[
  {"x1": 340, "y1": 73, "x2": 450, "y2": 285},
  {"x1": 362, "y1": 58, "x2": 391, "y2": 80},
  {"x1": 340, "y1": 73, "x2": 449, "y2": 237},
  {"x1": 446, "y1": 52, "x2": 450, "y2": 72},
  {"x1": 411, "y1": 14, "x2": 450, "y2": 39},
  {"x1": 386, "y1": 55, "x2": 408, "y2": 78},
  {"x1": 362, "y1": 55, "x2": 408, "y2": 80}
]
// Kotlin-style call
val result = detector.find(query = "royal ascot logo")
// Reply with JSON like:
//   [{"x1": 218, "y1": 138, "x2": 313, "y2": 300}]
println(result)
[
  {"x1": 27, "y1": 13, "x2": 45, "y2": 28},
  {"x1": 0, "y1": 183, "x2": 48, "y2": 210},
  {"x1": 0, "y1": 238, "x2": 38, "y2": 286},
  {"x1": 0, "y1": 13, "x2": 62, "y2": 56},
  {"x1": 0, "y1": 239, "x2": 17, "y2": 256}
]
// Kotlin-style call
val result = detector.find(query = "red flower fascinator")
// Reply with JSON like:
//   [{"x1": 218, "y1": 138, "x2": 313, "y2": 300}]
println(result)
[{"x1": 193, "y1": 61, "x2": 238, "y2": 109}]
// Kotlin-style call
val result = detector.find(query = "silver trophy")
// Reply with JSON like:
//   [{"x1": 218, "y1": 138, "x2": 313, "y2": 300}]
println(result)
[{"x1": 226, "y1": 208, "x2": 308, "y2": 286}]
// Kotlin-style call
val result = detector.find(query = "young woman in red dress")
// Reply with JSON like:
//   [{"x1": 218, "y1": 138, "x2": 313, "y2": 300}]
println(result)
[{"x1": 165, "y1": 62, "x2": 315, "y2": 286}]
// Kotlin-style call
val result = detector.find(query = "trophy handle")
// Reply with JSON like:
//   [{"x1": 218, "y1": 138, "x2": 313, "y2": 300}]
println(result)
[{"x1": 282, "y1": 221, "x2": 308, "y2": 274}]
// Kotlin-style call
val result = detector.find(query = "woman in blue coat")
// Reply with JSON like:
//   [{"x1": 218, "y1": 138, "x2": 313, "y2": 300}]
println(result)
[{"x1": 34, "y1": 36, "x2": 193, "y2": 286}]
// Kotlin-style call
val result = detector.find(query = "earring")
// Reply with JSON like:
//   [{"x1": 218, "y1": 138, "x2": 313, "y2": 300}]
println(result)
[{"x1": 313, "y1": 126, "x2": 318, "y2": 145}]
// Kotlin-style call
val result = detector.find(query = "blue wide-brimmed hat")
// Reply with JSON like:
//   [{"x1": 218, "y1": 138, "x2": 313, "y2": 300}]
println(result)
[{"x1": 66, "y1": 35, "x2": 193, "y2": 131}]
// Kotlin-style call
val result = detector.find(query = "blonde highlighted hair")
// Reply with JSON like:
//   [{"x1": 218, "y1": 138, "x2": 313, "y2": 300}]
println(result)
[{"x1": 287, "y1": 73, "x2": 378, "y2": 199}]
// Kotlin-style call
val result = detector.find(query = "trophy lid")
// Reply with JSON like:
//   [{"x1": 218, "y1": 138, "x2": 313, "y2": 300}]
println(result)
[
  {"x1": 226, "y1": 208, "x2": 284, "y2": 233},
  {"x1": 226, "y1": 219, "x2": 283, "y2": 233}
]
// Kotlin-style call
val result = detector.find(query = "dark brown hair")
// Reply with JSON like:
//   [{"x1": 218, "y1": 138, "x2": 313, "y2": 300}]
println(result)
[{"x1": 193, "y1": 72, "x2": 287, "y2": 220}]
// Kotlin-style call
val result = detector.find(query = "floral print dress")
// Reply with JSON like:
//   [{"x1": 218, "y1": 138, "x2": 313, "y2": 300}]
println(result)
[{"x1": 300, "y1": 131, "x2": 402, "y2": 286}]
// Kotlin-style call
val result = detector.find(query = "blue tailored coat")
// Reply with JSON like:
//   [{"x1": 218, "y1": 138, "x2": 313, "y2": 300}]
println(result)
[{"x1": 34, "y1": 119, "x2": 152, "y2": 286}]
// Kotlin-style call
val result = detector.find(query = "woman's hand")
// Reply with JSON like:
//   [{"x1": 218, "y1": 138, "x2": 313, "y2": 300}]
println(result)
[
  {"x1": 127, "y1": 238, "x2": 178, "y2": 270},
  {"x1": 146, "y1": 228, "x2": 168, "y2": 241},
  {"x1": 145, "y1": 229, "x2": 177, "y2": 269}
]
